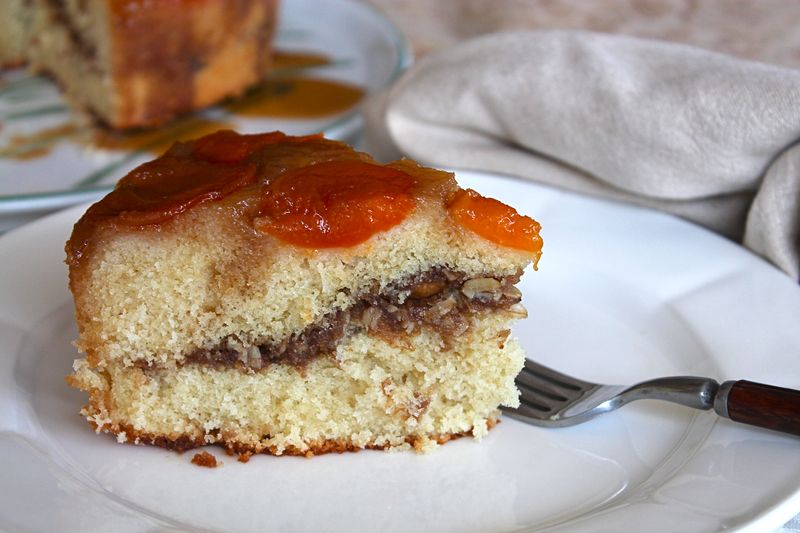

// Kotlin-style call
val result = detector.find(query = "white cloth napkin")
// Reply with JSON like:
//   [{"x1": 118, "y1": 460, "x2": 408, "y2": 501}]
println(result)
[{"x1": 365, "y1": 30, "x2": 800, "y2": 279}]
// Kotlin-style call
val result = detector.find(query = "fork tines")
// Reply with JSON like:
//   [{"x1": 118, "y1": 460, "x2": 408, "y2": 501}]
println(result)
[{"x1": 512, "y1": 359, "x2": 593, "y2": 415}]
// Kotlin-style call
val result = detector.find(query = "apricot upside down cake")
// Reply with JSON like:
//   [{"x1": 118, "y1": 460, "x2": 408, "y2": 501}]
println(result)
[{"x1": 65, "y1": 130, "x2": 543, "y2": 457}]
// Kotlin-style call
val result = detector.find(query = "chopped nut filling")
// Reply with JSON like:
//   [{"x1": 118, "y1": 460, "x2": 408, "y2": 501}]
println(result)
[{"x1": 184, "y1": 267, "x2": 525, "y2": 370}]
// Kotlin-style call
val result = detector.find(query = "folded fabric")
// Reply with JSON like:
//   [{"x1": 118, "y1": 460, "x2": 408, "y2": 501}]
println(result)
[{"x1": 365, "y1": 30, "x2": 800, "y2": 279}]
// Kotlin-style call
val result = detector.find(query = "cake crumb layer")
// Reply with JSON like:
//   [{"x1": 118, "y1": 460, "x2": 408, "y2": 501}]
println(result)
[{"x1": 69, "y1": 312, "x2": 524, "y2": 455}]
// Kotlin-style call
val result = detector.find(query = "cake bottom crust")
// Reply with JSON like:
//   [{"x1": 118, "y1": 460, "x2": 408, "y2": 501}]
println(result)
[{"x1": 88, "y1": 419, "x2": 497, "y2": 461}]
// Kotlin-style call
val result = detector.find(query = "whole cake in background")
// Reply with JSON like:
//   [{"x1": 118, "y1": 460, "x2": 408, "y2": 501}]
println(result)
[
  {"x1": 0, "y1": 0, "x2": 279, "y2": 128},
  {"x1": 65, "y1": 130, "x2": 543, "y2": 458}
]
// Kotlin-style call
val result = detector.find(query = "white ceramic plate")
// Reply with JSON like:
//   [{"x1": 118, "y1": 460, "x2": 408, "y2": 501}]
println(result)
[
  {"x1": 0, "y1": 0, "x2": 411, "y2": 230},
  {"x1": 1, "y1": 172, "x2": 799, "y2": 532}
]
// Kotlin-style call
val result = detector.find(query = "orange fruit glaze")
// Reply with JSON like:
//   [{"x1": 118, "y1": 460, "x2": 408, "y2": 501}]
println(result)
[
  {"x1": 112, "y1": 157, "x2": 257, "y2": 227},
  {"x1": 66, "y1": 130, "x2": 299, "y2": 268},
  {"x1": 448, "y1": 188, "x2": 543, "y2": 260},
  {"x1": 191, "y1": 129, "x2": 323, "y2": 164},
  {"x1": 67, "y1": 130, "x2": 543, "y2": 270},
  {"x1": 66, "y1": 157, "x2": 260, "y2": 267},
  {"x1": 254, "y1": 160, "x2": 416, "y2": 248}
]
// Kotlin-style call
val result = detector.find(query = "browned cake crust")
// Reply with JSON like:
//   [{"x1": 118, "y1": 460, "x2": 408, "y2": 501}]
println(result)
[
  {"x1": 91, "y1": 419, "x2": 497, "y2": 460},
  {"x1": 2, "y1": 0, "x2": 278, "y2": 128}
]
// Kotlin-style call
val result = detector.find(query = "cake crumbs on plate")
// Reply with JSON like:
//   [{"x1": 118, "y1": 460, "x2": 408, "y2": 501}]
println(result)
[{"x1": 191, "y1": 451, "x2": 219, "y2": 468}]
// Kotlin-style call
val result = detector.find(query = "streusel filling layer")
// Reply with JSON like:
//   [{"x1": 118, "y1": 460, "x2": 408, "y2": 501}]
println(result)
[{"x1": 179, "y1": 267, "x2": 527, "y2": 371}]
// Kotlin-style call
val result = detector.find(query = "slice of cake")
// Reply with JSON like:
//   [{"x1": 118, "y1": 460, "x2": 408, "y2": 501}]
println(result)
[
  {"x1": 1, "y1": 0, "x2": 278, "y2": 128},
  {"x1": 66, "y1": 130, "x2": 543, "y2": 457}
]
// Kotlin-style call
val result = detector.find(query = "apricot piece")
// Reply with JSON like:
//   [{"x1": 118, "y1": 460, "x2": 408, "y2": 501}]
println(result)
[
  {"x1": 255, "y1": 160, "x2": 415, "y2": 248},
  {"x1": 448, "y1": 188, "x2": 542, "y2": 256}
]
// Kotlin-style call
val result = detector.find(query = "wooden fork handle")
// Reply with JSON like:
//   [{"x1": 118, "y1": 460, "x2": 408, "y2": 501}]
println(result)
[{"x1": 716, "y1": 380, "x2": 800, "y2": 437}]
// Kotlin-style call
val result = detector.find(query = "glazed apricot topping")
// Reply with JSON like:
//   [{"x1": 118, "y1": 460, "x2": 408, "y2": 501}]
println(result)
[
  {"x1": 66, "y1": 156, "x2": 257, "y2": 267},
  {"x1": 448, "y1": 188, "x2": 543, "y2": 256},
  {"x1": 254, "y1": 160, "x2": 415, "y2": 248},
  {"x1": 192, "y1": 129, "x2": 321, "y2": 164},
  {"x1": 113, "y1": 157, "x2": 258, "y2": 226}
]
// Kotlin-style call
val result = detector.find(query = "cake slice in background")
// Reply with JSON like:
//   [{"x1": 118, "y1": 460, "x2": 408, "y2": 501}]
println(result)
[
  {"x1": 66, "y1": 130, "x2": 543, "y2": 457},
  {"x1": 0, "y1": 0, "x2": 30, "y2": 68},
  {"x1": 0, "y1": 0, "x2": 278, "y2": 128}
]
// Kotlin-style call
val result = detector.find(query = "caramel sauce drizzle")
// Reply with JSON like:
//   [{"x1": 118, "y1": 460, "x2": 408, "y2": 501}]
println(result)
[
  {"x1": 271, "y1": 50, "x2": 331, "y2": 71},
  {"x1": 0, "y1": 123, "x2": 79, "y2": 160},
  {"x1": 92, "y1": 117, "x2": 235, "y2": 155},
  {"x1": 223, "y1": 78, "x2": 363, "y2": 119}
]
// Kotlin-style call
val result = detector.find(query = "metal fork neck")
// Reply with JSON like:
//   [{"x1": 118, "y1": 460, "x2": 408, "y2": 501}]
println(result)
[{"x1": 623, "y1": 377, "x2": 719, "y2": 411}]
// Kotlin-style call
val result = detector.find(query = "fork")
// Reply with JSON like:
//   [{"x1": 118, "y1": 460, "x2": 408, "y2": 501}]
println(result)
[{"x1": 502, "y1": 359, "x2": 800, "y2": 436}]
